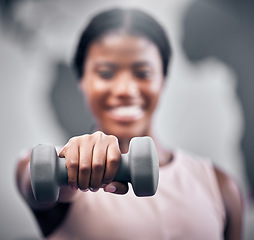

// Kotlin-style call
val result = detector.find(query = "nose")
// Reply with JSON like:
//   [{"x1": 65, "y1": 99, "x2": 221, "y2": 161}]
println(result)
[{"x1": 113, "y1": 72, "x2": 139, "y2": 98}]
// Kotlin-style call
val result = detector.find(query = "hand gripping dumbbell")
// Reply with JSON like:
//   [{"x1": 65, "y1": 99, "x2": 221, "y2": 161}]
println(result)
[{"x1": 30, "y1": 136, "x2": 159, "y2": 203}]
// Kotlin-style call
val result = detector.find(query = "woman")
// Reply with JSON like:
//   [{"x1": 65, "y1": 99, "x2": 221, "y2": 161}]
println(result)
[{"x1": 16, "y1": 8, "x2": 243, "y2": 240}]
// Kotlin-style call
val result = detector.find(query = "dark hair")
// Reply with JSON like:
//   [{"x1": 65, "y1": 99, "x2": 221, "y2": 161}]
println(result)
[{"x1": 73, "y1": 8, "x2": 172, "y2": 79}]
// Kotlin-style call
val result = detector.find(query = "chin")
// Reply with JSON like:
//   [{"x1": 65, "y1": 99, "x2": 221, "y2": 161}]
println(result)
[{"x1": 103, "y1": 121, "x2": 149, "y2": 140}]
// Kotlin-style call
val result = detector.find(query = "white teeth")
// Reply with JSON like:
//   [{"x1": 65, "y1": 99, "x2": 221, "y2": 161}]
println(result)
[{"x1": 111, "y1": 106, "x2": 142, "y2": 117}]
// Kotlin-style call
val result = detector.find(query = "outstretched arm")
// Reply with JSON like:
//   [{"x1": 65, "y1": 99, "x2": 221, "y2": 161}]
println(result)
[{"x1": 15, "y1": 150, "x2": 75, "y2": 237}]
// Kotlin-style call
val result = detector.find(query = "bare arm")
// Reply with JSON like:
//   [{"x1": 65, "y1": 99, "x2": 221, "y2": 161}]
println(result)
[
  {"x1": 214, "y1": 166, "x2": 243, "y2": 240},
  {"x1": 15, "y1": 150, "x2": 76, "y2": 236}
]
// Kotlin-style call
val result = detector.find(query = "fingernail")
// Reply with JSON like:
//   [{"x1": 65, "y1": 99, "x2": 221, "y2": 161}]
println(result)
[
  {"x1": 89, "y1": 187, "x2": 99, "y2": 192},
  {"x1": 71, "y1": 184, "x2": 78, "y2": 190},
  {"x1": 81, "y1": 188, "x2": 89, "y2": 192},
  {"x1": 106, "y1": 185, "x2": 116, "y2": 193}
]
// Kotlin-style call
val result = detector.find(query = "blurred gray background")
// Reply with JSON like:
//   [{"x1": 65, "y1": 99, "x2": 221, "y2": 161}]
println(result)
[{"x1": 0, "y1": 0, "x2": 253, "y2": 239}]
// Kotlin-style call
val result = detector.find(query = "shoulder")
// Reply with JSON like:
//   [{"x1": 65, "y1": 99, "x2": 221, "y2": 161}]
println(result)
[
  {"x1": 213, "y1": 166, "x2": 243, "y2": 240},
  {"x1": 213, "y1": 166, "x2": 243, "y2": 211}
]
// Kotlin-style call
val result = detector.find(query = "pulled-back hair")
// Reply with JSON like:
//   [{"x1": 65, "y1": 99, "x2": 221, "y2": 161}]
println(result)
[{"x1": 73, "y1": 8, "x2": 172, "y2": 79}]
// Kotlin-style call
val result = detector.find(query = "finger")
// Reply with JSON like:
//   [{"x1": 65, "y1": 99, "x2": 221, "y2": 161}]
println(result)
[
  {"x1": 90, "y1": 140, "x2": 107, "y2": 189},
  {"x1": 104, "y1": 181, "x2": 129, "y2": 195},
  {"x1": 58, "y1": 145, "x2": 67, "y2": 158},
  {"x1": 103, "y1": 138, "x2": 121, "y2": 184},
  {"x1": 78, "y1": 137, "x2": 93, "y2": 191},
  {"x1": 63, "y1": 141, "x2": 79, "y2": 190}
]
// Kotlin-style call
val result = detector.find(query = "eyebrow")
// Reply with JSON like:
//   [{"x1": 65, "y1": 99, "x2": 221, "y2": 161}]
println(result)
[
  {"x1": 131, "y1": 61, "x2": 152, "y2": 68},
  {"x1": 95, "y1": 62, "x2": 118, "y2": 69},
  {"x1": 95, "y1": 61, "x2": 152, "y2": 69}
]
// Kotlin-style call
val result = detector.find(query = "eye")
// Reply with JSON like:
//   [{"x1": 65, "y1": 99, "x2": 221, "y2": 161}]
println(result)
[
  {"x1": 134, "y1": 70, "x2": 151, "y2": 79},
  {"x1": 97, "y1": 70, "x2": 115, "y2": 80}
]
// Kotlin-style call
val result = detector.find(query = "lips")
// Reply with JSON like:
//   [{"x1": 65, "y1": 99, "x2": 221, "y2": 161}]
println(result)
[{"x1": 106, "y1": 105, "x2": 144, "y2": 122}]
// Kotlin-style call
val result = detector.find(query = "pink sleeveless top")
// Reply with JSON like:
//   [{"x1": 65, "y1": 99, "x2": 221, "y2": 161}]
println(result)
[{"x1": 47, "y1": 150, "x2": 226, "y2": 240}]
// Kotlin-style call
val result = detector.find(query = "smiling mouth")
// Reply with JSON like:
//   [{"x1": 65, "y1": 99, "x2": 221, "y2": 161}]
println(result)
[{"x1": 107, "y1": 105, "x2": 144, "y2": 122}]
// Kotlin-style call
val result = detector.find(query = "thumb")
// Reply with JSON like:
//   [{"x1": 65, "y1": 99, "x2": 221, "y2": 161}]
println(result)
[{"x1": 104, "y1": 181, "x2": 129, "y2": 195}]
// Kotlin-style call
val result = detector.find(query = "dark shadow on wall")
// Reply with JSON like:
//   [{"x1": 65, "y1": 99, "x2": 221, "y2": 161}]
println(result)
[
  {"x1": 0, "y1": 0, "x2": 36, "y2": 47},
  {"x1": 49, "y1": 61, "x2": 94, "y2": 139},
  {"x1": 0, "y1": 1, "x2": 95, "y2": 139},
  {"x1": 182, "y1": 0, "x2": 254, "y2": 193}
]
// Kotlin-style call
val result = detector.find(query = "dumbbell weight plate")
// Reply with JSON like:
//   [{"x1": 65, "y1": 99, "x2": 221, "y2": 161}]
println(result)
[
  {"x1": 30, "y1": 144, "x2": 64, "y2": 202},
  {"x1": 128, "y1": 137, "x2": 159, "y2": 196}
]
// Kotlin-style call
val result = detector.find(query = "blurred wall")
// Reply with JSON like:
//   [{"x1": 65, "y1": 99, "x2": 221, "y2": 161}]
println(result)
[
  {"x1": 182, "y1": 0, "x2": 254, "y2": 196},
  {"x1": 0, "y1": 0, "x2": 253, "y2": 239}
]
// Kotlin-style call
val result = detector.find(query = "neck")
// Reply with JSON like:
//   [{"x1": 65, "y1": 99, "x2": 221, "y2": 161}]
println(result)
[
  {"x1": 118, "y1": 137, "x2": 132, "y2": 153},
  {"x1": 118, "y1": 129, "x2": 174, "y2": 166},
  {"x1": 117, "y1": 125, "x2": 153, "y2": 153},
  {"x1": 94, "y1": 125, "x2": 174, "y2": 166}
]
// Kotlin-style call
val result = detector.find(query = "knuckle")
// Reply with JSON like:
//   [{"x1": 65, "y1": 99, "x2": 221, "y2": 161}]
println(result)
[
  {"x1": 68, "y1": 134, "x2": 91, "y2": 145},
  {"x1": 108, "y1": 155, "x2": 120, "y2": 167},
  {"x1": 66, "y1": 159, "x2": 79, "y2": 169},
  {"x1": 92, "y1": 161, "x2": 104, "y2": 172},
  {"x1": 80, "y1": 134, "x2": 91, "y2": 142},
  {"x1": 79, "y1": 163, "x2": 90, "y2": 173},
  {"x1": 66, "y1": 137, "x2": 79, "y2": 149},
  {"x1": 108, "y1": 135, "x2": 118, "y2": 143},
  {"x1": 68, "y1": 136, "x2": 79, "y2": 144},
  {"x1": 79, "y1": 135, "x2": 94, "y2": 147},
  {"x1": 93, "y1": 131, "x2": 105, "y2": 141}
]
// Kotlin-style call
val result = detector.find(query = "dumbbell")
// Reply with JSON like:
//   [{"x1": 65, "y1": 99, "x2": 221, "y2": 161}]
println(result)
[{"x1": 30, "y1": 136, "x2": 159, "y2": 203}]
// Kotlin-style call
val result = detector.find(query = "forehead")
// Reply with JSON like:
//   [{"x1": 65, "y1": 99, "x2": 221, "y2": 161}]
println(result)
[{"x1": 86, "y1": 32, "x2": 161, "y2": 65}]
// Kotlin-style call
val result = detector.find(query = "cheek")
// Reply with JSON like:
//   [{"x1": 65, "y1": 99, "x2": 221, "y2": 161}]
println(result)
[
  {"x1": 82, "y1": 77, "x2": 103, "y2": 99},
  {"x1": 81, "y1": 79, "x2": 109, "y2": 113},
  {"x1": 143, "y1": 80, "x2": 163, "y2": 110}
]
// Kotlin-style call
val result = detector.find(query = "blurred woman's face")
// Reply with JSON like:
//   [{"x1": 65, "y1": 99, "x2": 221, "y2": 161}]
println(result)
[{"x1": 79, "y1": 32, "x2": 164, "y2": 140}]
